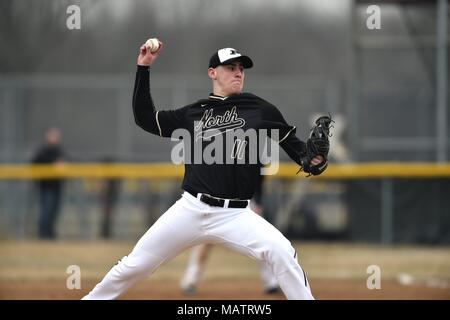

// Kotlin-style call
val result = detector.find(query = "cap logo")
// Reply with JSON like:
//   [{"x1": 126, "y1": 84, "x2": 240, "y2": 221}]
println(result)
[{"x1": 218, "y1": 48, "x2": 242, "y2": 63}]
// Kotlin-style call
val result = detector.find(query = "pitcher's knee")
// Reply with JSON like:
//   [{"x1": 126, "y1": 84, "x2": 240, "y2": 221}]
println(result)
[
  {"x1": 113, "y1": 253, "x2": 156, "y2": 279},
  {"x1": 264, "y1": 240, "x2": 298, "y2": 272}
]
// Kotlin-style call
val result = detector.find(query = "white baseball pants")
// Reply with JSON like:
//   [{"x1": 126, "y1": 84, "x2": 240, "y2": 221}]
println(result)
[{"x1": 82, "y1": 191, "x2": 314, "y2": 300}]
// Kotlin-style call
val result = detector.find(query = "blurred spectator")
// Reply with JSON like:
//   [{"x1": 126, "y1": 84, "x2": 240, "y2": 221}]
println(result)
[{"x1": 31, "y1": 127, "x2": 65, "y2": 239}]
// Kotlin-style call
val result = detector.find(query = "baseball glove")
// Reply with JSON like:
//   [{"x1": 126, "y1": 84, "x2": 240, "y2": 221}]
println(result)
[{"x1": 298, "y1": 114, "x2": 333, "y2": 176}]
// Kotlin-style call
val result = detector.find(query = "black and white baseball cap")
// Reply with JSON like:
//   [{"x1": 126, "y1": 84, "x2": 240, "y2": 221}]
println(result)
[{"x1": 208, "y1": 48, "x2": 253, "y2": 69}]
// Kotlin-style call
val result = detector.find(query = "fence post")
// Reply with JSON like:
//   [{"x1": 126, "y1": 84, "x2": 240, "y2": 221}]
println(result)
[{"x1": 381, "y1": 178, "x2": 393, "y2": 244}]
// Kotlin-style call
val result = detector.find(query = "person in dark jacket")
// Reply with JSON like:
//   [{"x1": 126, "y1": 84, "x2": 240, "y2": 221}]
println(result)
[{"x1": 32, "y1": 127, "x2": 65, "y2": 239}]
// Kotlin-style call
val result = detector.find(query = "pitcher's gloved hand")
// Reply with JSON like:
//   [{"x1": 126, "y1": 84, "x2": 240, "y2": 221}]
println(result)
[{"x1": 298, "y1": 114, "x2": 334, "y2": 176}]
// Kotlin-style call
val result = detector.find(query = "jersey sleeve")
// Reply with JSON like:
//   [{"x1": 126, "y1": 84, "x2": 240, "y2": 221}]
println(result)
[
  {"x1": 261, "y1": 101, "x2": 306, "y2": 166},
  {"x1": 261, "y1": 101, "x2": 296, "y2": 142},
  {"x1": 132, "y1": 65, "x2": 187, "y2": 137},
  {"x1": 279, "y1": 133, "x2": 307, "y2": 166}
]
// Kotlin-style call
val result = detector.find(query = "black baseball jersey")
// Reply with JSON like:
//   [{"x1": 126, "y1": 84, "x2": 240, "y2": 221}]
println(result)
[{"x1": 133, "y1": 65, "x2": 306, "y2": 200}]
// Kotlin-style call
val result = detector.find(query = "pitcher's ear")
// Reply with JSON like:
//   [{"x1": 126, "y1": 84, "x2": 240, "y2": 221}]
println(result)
[{"x1": 208, "y1": 67, "x2": 216, "y2": 80}]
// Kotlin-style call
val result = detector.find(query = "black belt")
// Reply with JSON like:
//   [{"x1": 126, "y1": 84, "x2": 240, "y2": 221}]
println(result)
[{"x1": 185, "y1": 190, "x2": 249, "y2": 208}]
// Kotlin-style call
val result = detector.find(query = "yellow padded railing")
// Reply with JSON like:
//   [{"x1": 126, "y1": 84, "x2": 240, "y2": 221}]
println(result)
[{"x1": 0, "y1": 162, "x2": 450, "y2": 180}]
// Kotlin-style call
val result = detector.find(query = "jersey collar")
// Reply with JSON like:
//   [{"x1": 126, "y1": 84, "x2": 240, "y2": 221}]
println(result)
[{"x1": 209, "y1": 94, "x2": 229, "y2": 101}]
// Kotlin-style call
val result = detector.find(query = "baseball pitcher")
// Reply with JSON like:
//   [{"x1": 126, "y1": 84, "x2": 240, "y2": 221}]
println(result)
[{"x1": 82, "y1": 39, "x2": 332, "y2": 300}]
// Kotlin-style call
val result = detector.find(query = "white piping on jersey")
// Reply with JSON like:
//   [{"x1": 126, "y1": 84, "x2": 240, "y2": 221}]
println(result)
[
  {"x1": 155, "y1": 111, "x2": 162, "y2": 137},
  {"x1": 209, "y1": 94, "x2": 228, "y2": 101},
  {"x1": 279, "y1": 126, "x2": 296, "y2": 143}
]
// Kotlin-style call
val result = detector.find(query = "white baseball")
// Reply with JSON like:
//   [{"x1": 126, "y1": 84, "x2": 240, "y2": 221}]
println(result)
[{"x1": 145, "y1": 38, "x2": 160, "y2": 53}]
